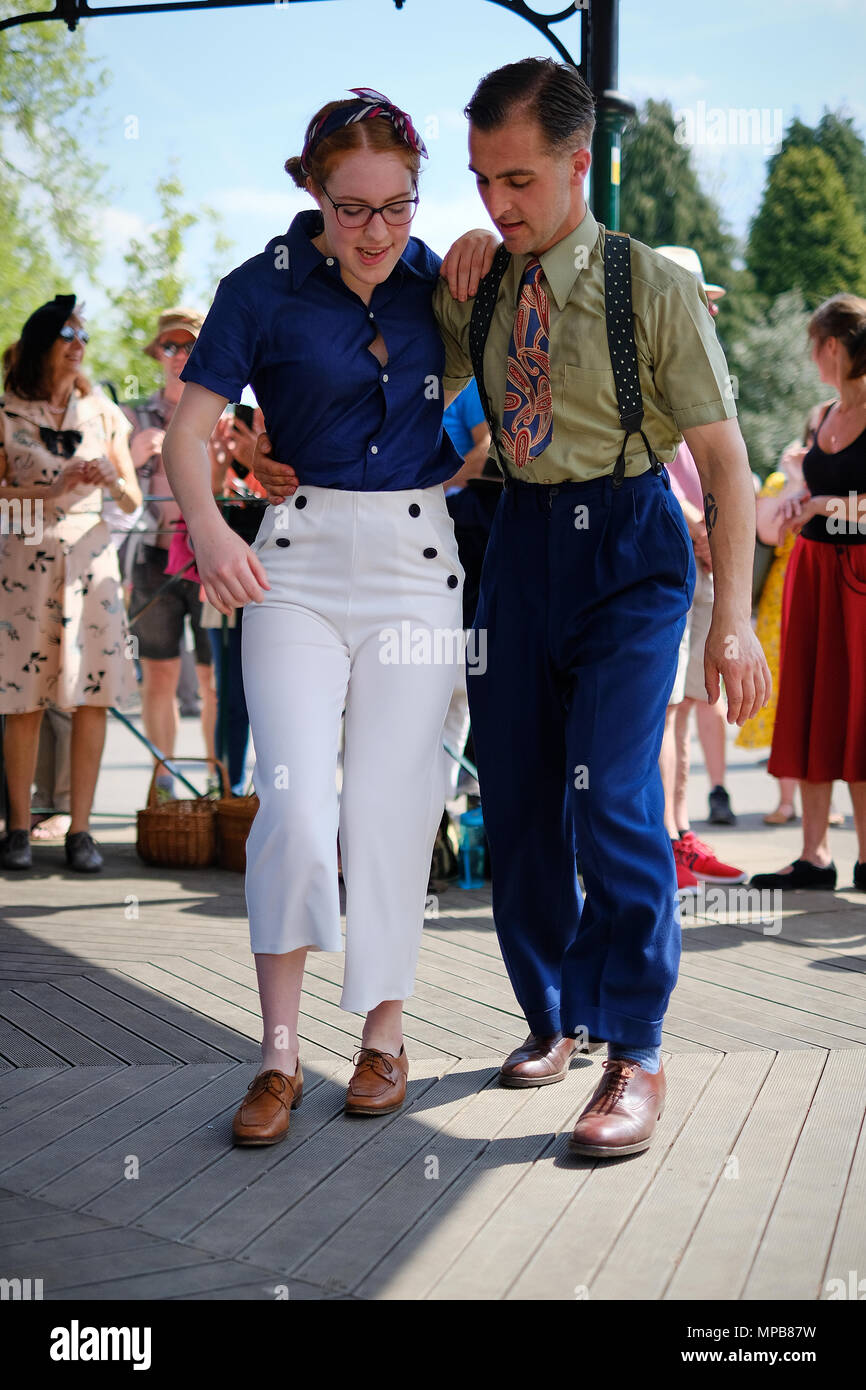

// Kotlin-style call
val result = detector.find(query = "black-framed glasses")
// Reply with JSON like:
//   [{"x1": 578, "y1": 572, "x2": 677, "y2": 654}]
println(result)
[
  {"x1": 159, "y1": 340, "x2": 193, "y2": 358},
  {"x1": 58, "y1": 326, "x2": 89, "y2": 344},
  {"x1": 320, "y1": 183, "x2": 419, "y2": 229}
]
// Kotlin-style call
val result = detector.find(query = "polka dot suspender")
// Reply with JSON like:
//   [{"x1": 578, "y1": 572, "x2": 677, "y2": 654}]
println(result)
[
  {"x1": 468, "y1": 232, "x2": 663, "y2": 488},
  {"x1": 469, "y1": 241, "x2": 512, "y2": 479},
  {"x1": 603, "y1": 231, "x2": 662, "y2": 488}
]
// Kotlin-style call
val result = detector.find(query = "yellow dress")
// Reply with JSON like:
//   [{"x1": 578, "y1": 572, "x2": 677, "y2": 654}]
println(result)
[{"x1": 736, "y1": 471, "x2": 796, "y2": 750}]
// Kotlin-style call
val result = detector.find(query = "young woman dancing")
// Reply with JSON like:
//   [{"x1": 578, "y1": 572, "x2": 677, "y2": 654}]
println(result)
[{"x1": 164, "y1": 90, "x2": 483, "y2": 1143}]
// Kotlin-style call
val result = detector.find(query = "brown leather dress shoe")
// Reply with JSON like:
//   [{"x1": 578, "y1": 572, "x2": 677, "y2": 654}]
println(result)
[
  {"x1": 344, "y1": 1046, "x2": 408, "y2": 1116},
  {"x1": 231, "y1": 1064, "x2": 303, "y2": 1146},
  {"x1": 568, "y1": 1058, "x2": 666, "y2": 1157},
  {"x1": 499, "y1": 1031, "x2": 604, "y2": 1087}
]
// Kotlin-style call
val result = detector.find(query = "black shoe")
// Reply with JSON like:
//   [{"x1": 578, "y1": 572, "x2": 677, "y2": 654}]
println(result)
[
  {"x1": 750, "y1": 859, "x2": 836, "y2": 891},
  {"x1": 854, "y1": 862, "x2": 866, "y2": 891},
  {"x1": 65, "y1": 830, "x2": 104, "y2": 873},
  {"x1": 708, "y1": 785, "x2": 737, "y2": 826},
  {"x1": 1, "y1": 829, "x2": 32, "y2": 870}
]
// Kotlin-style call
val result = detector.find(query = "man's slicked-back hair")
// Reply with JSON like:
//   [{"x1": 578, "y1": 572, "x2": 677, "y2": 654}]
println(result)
[{"x1": 464, "y1": 58, "x2": 596, "y2": 152}]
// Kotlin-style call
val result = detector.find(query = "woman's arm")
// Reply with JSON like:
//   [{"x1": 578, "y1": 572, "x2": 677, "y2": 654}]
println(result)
[
  {"x1": 106, "y1": 428, "x2": 144, "y2": 514},
  {"x1": 163, "y1": 382, "x2": 270, "y2": 614}
]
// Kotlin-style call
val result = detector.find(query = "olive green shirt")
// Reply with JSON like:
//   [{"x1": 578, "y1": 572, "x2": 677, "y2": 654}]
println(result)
[{"x1": 433, "y1": 206, "x2": 737, "y2": 484}]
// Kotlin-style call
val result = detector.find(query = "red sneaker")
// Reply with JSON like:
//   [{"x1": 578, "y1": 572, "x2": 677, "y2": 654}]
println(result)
[
  {"x1": 674, "y1": 852, "x2": 699, "y2": 896},
  {"x1": 675, "y1": 831, "x2": 747, "y2": 884}
]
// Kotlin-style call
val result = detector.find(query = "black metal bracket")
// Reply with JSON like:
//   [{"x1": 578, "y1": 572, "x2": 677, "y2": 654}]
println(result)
[{"x1": 0, "y1": 0, "x2": 585, "y2": 66}]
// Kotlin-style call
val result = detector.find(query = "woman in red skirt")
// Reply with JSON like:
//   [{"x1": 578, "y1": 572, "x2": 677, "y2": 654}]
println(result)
[{"x1": 753, "y1": 293, "x2": 866, "y2": 892}]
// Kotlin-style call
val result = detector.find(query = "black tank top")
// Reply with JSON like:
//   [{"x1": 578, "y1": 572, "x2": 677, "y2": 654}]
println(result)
[{"x1": 801, "y1": 402, "x2": 866, "y2": 544}]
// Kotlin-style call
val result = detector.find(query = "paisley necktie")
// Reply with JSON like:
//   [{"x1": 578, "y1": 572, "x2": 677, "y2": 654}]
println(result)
[{"x1": 502, "y1": 257, "x2": 553, "y2": 468}]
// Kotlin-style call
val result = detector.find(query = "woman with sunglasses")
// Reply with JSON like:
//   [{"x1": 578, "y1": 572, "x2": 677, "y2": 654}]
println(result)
[
  {"x1": 164, "y1": 90, "x2": 487, "y2": 1143},
  {"x1": 0, "y1": 295, "x2": 142, "y2": 872}
]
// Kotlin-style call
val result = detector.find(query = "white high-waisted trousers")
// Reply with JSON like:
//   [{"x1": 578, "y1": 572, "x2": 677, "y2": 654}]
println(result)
[{"x1": 241, "y1": 483, "x2": 464, "y2": 1013}]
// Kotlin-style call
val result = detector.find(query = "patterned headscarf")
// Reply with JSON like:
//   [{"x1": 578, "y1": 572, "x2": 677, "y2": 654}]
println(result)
[{"x1": 299, "y1": 88, "x2": 428, "y2": 179}]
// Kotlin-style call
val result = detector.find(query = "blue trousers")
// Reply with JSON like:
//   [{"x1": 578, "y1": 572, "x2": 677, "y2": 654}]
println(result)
[
  {"x1": 209, "y1": 615, "x2": 251, "y2": 795},
  {"x1": 467, "y1": 468, "x2": 696, "y2": 1048}
]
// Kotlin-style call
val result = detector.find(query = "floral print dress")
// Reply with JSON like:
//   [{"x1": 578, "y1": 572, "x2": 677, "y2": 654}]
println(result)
[{"x1": 0, "y1": 388, "x2": 137, "y2": 713}]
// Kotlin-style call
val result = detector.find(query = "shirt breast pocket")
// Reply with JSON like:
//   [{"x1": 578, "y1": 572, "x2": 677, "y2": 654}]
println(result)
[{"x1": 560, "y1": 363, "x2": 620, "y2": 462}]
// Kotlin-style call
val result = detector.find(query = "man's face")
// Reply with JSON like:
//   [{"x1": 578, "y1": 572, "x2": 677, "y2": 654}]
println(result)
[
  {"x1": 468, "y1": 116, "x2": 591, "y2": 256},
  {"x1": 157, "y1": 330, "x2": 195, "y2": 382}
]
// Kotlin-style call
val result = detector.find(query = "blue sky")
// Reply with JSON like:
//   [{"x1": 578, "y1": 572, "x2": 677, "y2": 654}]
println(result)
[{"x1": 63, "y1": 0, "x2": 866, "y2": 314}]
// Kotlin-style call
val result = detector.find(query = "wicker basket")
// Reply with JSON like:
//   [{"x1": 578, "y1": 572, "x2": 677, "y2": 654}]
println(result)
[
  {"x1": 136, "y1": 757, "x2": 229, "y2": 868},
  {"x1": 215, "y1": 793, "x2": 260, "y2": 873}
]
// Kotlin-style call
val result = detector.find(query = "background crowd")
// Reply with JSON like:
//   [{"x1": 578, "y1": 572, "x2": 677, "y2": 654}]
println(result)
[{"x1": 1, "y1": 267, "x2": 865, "y2": 891}]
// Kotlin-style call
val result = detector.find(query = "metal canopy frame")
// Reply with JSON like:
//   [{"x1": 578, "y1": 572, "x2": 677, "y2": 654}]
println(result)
[
  {"x1": 0, "y1": 0, "x2": 586, "y2": 67},
  {"x1": 0, "y1": 0, "x2": 630, "y2": 226}
]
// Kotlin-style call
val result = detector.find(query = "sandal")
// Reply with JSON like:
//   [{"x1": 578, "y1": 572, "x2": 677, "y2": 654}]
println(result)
[{"x1": 763, "y1": 807, "x2": 798, "y2": 825}]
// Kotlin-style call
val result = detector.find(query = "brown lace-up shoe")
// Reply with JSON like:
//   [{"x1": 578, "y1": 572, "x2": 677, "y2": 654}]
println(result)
[
  {"x1": 499, "y1": 1031, "x2": 605, "y2": 1087},
  {"x1": 568, "y1": 1058, "x2": 666, "y2": 1157},
  {"x1": 344, "y1": 1046, "x2": 409, "y2": 1116},
  {"x1": 231, "y1": 1063, "x2": 303, "y2": 1146}
]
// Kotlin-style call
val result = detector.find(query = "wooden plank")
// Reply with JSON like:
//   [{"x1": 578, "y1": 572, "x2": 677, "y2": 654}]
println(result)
[
  {"x1": 0, "y1": 1066, "x2": 68, "y2": 1103},
  {"x1": 187, "y1": 1058, "x2": 455, "y2": 1260},
  {"x1": 660, "y1": 1009, "x2": 769, "y2": 1053},
  {"x1": 48, "y1": 1256, "x2": 272, "y2": 1300},
  {"x1": 677, "y1": 954, "x2": 866, "y2": 1031},
  {"x1": 83, "y1": 969, "x2": 260, "y2": 1060},
  {"x1": 0, "y1": 1067, "x2": 122, "y2": 1146},
  {"x1": 33, "y1": 1065, "x2": 237, "y2": 1210},
  {"x1": 0, "y1": 1065, "x2": 170, "y2": 1183},
  {"x1": 665, "y1": 989, "x2": 833, "y2": 1051},
  {"x1": 585, "y1": 1052, "x2": 775, "y2": 1299},
  {"x1": 0, "y1": 1011, "x2": 71, "y2": 1067},
  {"x1": 134, "y1": 1058, "x2": 351, "y2": 1240},
  {"x1": 356, "y1": 1066, "x2": 589, "y2": 1300},
  {"x1": 296, "y1": 1067, "x2": 543, "y2": 1294},
  {"x1": 822, "y1": 1104, "x2": 866, "y2": 1295},
  {"x1": 503, "y1": 1052, "x2": 722, "y2": 1302},
  {"x1": 666, "y1": 1049, "x2": 827, "y2": 1299},
  {"x1": 13, "y1": 982, "x2": 180, "y2": 1064},
  {"x1": 239, "y1": 1060, "x2": 477, "y2": 1274},
  {"x1": 50, "y1": 975, "x2": 241, "y2": 1063},
  {"x1": 0, "y1": 991, "x2": 122, "y2": 1065},
  {"x1": 743, "y1": 1049, "x2": 866, "y2": 1299}
]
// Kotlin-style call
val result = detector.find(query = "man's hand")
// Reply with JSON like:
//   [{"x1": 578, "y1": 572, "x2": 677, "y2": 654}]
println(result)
[
  {"x1": 440, "y1": 229, "x2": 500, "y2": 302},
  {"x1": 704, "y1": 616, "x2": 771, "y2": 726},
  {"x1": 251, "y1": 431, "x2": 299, "y2": 505},
  {"x1": 188, "y1": 515, "x2": 270, "y2": 615}
]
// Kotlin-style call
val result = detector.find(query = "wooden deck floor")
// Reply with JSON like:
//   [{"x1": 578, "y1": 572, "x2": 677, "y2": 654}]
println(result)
[
  {"x1": 1, "y1": 720, "x2": 865, "y2": 1301},
  {"x1": 1, "y1": 839, "x2": 865, "y2": 1301}
]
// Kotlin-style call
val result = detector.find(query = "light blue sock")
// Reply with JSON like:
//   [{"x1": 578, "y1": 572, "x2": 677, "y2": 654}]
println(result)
[{"x1": 607, "y1": 1042, "x2": 661, "y2": 1074}]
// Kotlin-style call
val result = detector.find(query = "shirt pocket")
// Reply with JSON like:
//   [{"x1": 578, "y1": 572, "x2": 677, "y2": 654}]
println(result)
[{"x1": 560, "y1": 363, "x2": 622, "y2": 468}]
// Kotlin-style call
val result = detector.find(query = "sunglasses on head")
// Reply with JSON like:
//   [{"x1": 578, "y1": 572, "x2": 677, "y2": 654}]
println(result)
[
  {"x1": 159, "y1": 340, "x2": 193, "y2": 358},
  {"x1": 58, "y1": 325, "x2": 89, "y2": 344}
]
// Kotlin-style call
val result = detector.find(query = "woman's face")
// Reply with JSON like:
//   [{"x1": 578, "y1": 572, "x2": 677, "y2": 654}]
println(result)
[
  {"x1": 45, "y1": 312, "x2": 87, "y2": 384},
  {"x1": 810, "y1": 333, "x2": 844, "y2": 387},
  {"x1": 310, "y1": 148, "x2": 416, "y2": 292}
]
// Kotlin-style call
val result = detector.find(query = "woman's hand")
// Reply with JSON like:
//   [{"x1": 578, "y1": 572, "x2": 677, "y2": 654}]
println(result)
[
  {"x1": 81, "y1": 455, "x2": 119, "y2": 489},
  {"x1": 47, "y1": 457, "x2": 91, "y2": 498},
  {"x1": 251, "y1": 431, "x2": 299, "y2": 505},
  {"x1": 440, "y1": 229, "x2": 500, "y2": 302},
  {"x1": 775, "y1": 488, "x2": 824, "y2": 540},
  {"x1": 188, "y1": 514, "x2": 270, "y2": 615}
]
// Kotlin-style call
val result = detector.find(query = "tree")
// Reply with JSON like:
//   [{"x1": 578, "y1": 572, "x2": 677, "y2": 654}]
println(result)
[
  {"x1": 730, "y1": 289, "x2": 825, "y2": 477},
  {"x1": 87, "y1": 170, "x2": 232, "y2": 401},
  {"x1": 620, "y1": 98, "x2": 757, "y2": 347},
  {"x1": 747, "y1": 146, "x2": 866, "y2": 308},
  {"x1": 0, "y1": 0, "x2": 107, "y2": 273},
  {"x1": 768, "y1": 109, "x2": 866, "y2": 223}
]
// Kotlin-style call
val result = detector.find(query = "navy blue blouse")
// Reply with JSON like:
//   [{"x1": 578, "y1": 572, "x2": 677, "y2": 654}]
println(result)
[{"x1": 181, "y1": 210, "x2": 461, "y2": 491}]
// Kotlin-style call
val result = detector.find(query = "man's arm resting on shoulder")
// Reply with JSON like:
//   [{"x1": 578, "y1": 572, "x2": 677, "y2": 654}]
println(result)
[{"x1": 681, "y1": 416, "x2": 772, "y2": 725}]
